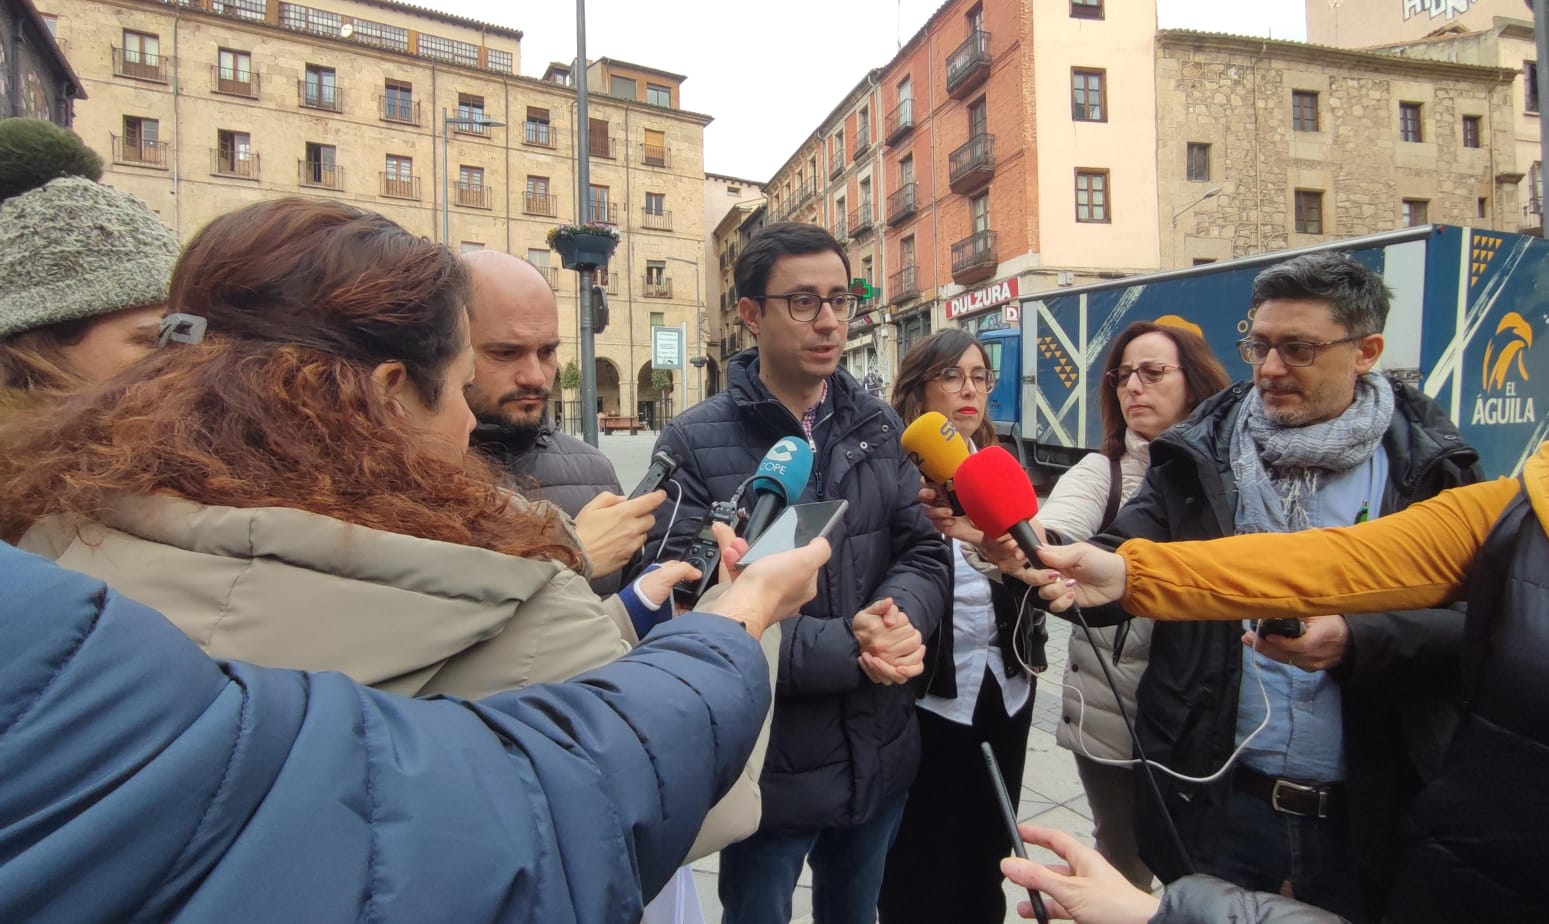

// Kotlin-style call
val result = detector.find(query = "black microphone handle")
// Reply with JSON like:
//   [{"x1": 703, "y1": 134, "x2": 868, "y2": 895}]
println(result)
[
  {"x1": 1008, "y1": 518, "x2": 1043, "y2": 560},
  {"x1": 741, "y1": 492, "x2": 783, "y2": 545}
]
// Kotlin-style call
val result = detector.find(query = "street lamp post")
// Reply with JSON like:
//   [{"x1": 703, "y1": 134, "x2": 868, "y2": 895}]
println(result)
[
  {"x1": 442, "y1": 108, "x2": 506, "y2": 246},
  {"x1": 663, "y1": 255, "x2": 703, "y2": 407},
  {"x1": 1170, "y1": 186, "x2": 1222, "y2": 227}
]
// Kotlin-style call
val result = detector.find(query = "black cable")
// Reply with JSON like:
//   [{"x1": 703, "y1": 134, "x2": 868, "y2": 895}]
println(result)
[{"x1": 1067, "y1": 601, "x2": 1196, "y2": 877}]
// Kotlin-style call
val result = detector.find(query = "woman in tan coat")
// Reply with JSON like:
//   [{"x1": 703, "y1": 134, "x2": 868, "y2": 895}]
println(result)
[{"x1": 0, "y1": 197, "x2": 768, "y2": 863}]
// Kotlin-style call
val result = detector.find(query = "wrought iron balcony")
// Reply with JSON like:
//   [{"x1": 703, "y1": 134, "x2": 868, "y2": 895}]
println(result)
[
  {"x1": 113, "y1": 47, "x2": 170, "y2": 83},
  {"x1": 523, "y1": 193, "x2": 557, "y2": 216},
  {"x1": 211, "y1": 64, "x2": 259, "y2": 98},
  {"x1": 887, "y1": 183, "x2": 918, "y2": 225},
  {"x1": 854, "y1": 122, "x2": 871, "y2": 157},
  {"x1": 885, "y1": 99, "x2": 915, "y2": 144},
  {"x1": 299, "y1": 160, "x2": 344, "y2": 191},
  {"x1": 455, "y1": 182, "x2": 493, "y2": 209},
  {"x1": 642, "y1": 208, "x2": 673, "y2": 231},
  {"x1": 641, "y1": 142, "x2": 670, "y2": 167},
  {"x1": 112, "y1": 135, "x2": 168, "y2": 168},
  {"x1": 379, "y1": 96, "x2": 420, "y2": 125},
  {"x1": 585, "y1": 201, "x2": 619, "y2": 225},
  {"x1": 299, "y1": 80, "x2": 343, "y2": 112},
  {"x1": 210, "y1": 147, "x2": 260, "y2": 179},
  {"x1": 948, "y1": 133, "x2": 996, "y2": 193},
  {"x1": 643, "y1": 277, "x2": 673, "y2": 298},
  {"x1": 950, "y1": 230, "x2": 998, "y2": 284},
  {"x1": 888, "y1": 264, "x2": 920, "y2": 302},
  {"x1": 847, "y1": 200, "x2": 875, "y2": 237},
  {"x1": 946, "y1": 30, "x2": 991, "y2": 97},
  {"x1": 380, "y1": 173, "x2": 420, "y2": 200},
  {"x1": 589, "y1": 134, "x2": 616, "y2": 159},
  {"x1": 829, "y1": 147, "x2": 845, "y2": 178},
  {"x1": 524, "y1": 121, "x2": 555, "y2": 148}
]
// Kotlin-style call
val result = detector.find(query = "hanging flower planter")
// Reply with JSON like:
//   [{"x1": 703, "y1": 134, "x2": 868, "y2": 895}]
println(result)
[{"x1": 547, "y1": 222, "x2": 620, "y2": 270}]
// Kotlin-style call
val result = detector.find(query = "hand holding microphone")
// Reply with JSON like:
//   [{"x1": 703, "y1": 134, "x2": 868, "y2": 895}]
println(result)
[
  {"x1": 673, "y1": 437, "x2": 814, "y2": 608},
  {"x1": 741, "y1": 437, "x2": 815, "y2": 543},
  {"x1": 954, "y1": 445, "x2": 1047, "y2": 563},
  {"x1": 901, "y1": 412, "x2": 970, "y2": 504}
]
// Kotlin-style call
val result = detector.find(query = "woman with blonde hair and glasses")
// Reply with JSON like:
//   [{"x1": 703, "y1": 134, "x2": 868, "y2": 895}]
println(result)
[
  {"x1": 879, "y1": 328, "x2": 1048, "y2": 924},
  {"x1": 1035, "y1": 320, "x2": 1228, "y2": 891}
]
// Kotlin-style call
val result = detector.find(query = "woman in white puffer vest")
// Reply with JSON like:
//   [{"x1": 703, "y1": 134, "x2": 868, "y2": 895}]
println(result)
[{"x1": 1036, "y1": 319, "x2": 1228, "y2": 890}]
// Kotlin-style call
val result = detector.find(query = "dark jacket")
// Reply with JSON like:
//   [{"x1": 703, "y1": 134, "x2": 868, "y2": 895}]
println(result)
[
  {"x1": 1153, "y1": 876, "x2": 1348, "y2": 923},
  {"x1": 1087, "y1": 376, "x2": 1480, "y2": 912},
  {"x1": 473, "y1": 419, "x2": 625, "y2": 595},
  {"x1": 636, "y1": 351, "x2": 952, "y2": 832},
  {"x1": 0, "y1": 541, "x2": 769, "y2": 923},
  {"x1": 923, "y1": 562, "x2": 1047, "y2": 700},
  {"x1": 1386, "y1": 485, "x2": 1549, "y2": 922}
]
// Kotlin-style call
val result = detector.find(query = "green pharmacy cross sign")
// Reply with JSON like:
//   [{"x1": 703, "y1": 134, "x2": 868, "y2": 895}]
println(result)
[{"x1": 850, "y1": 278, "x2": 879, "y2": 301}]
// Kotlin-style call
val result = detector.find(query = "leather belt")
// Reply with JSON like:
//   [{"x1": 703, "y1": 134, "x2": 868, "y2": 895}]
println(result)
[{"x1": 1234, "y1": 766, "x2": 1345, "y2": 819}]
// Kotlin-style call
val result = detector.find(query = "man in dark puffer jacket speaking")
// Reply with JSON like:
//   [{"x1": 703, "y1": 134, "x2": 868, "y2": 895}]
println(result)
[{"x1": 635, "y1": 223, "x2": 951, "y2": 924}]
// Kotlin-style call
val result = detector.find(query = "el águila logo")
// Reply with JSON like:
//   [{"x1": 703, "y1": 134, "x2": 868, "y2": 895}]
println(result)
[{"x1": 1472, "y1": 312, "x2": 1536, "y2": 426}]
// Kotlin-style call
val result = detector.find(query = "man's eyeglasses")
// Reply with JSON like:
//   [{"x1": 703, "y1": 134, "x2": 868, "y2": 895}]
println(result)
[
  {"x1": 1104, "y1": 362, "x2": 1179, "y2": 389},
  {"x1": 1236, "y1": 334, "x2": 1366, "y2": 367},
  {"x1": 753, "y1": 292, "x2": 862, "y2": 322},
  {"x1": 932, "y1": 367, "x2": 996, "y2": 390}
]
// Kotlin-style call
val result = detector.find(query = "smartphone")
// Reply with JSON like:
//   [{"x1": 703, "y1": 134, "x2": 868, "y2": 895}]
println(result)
[
  {"x1": 735, "y1": 500, "x2": 848, "y2": 569},
  {"x1": 1259, "y1": 617, "x2": 1306, "y2": 639},
  {"x1": 980, "y1": 742, "x2": 1049, "y2": 924}
]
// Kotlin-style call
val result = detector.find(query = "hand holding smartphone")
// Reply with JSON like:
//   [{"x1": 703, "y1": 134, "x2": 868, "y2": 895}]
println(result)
[
  {"x1": 735, "y1": 500, "x2": 848, "y2": 570},
  {"x1": 982, "y1": 742, "x2": 1050, "y2": 924},
  {"x1": 1258, "y1": 617, "x2": 1306, "y2": 639}
]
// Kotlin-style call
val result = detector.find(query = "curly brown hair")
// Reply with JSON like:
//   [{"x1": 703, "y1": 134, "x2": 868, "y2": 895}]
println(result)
[{"x1": 0, "y1": 198, "x2": 582, "y2": 567}]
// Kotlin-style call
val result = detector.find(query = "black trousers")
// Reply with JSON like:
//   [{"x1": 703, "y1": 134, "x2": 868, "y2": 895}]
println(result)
[{"x1": 878, "y1": 669, "x2": 1035, "y2": 924}]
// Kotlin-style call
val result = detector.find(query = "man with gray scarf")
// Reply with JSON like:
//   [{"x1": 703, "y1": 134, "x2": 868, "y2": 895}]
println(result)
[{"x1": 1064, "y1": 251, "x2": 1480, "y2": 923}]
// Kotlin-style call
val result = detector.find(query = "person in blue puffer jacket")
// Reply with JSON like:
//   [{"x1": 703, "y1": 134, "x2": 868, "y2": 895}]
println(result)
[{"x1": 0, "y1": 533, "x2": 827, "y2": 924}]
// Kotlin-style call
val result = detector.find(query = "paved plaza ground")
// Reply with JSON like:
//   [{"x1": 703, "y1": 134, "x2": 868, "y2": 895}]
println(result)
[{"x1": 594, "y1": 431, "x2": 1097, "y2": 923}]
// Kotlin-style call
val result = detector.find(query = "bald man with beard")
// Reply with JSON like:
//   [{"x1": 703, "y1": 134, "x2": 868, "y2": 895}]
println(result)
[{"x1": 463, "y1": 251, "x2": 664, "y2": 595}]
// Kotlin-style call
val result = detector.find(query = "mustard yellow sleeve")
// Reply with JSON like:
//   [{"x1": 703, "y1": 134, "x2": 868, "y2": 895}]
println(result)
[{"x1": 1117, "y1": 476, "x2": 1521, "y2": 621}]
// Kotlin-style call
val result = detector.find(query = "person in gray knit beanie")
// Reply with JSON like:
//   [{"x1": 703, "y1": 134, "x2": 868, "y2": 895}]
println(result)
[{"x1": 0, "y1": 127, "x2": 180, "y2": 398}]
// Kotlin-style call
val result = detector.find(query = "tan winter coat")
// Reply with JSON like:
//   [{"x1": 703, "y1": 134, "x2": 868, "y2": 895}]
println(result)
[
  {"x1": 1037, "y1": 434, "x2": 1156, "y2": 763},
  {"x1": 21, "y1": 493, "x2": 771, "y2": 860}
]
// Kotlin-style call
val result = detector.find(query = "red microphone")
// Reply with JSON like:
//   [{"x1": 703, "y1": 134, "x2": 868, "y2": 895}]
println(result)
[{"x1": 954, "y1": 445, "x2": 1043, "y2": 559}]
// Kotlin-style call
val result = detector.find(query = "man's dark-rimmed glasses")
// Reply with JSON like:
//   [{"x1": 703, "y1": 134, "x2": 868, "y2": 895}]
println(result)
[{"x1": 752, "y1": 292, "x2": 863, "y2": 323}]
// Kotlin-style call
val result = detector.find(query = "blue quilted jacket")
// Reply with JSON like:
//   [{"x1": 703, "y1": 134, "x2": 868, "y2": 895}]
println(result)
[
  {"x1": 636, "y1": 351, "x2": 951, "y2": 832},
  {"x1": 0, "y1": 543, "x2": 768, "y2": 923}
]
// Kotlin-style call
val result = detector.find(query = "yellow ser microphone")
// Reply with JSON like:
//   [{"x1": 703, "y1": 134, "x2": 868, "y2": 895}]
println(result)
[{"x1": 900, "y1": 411, "x2": 971, "y2": 515}]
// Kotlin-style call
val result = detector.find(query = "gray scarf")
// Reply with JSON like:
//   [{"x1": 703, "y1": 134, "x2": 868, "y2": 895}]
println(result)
[{"x1": 1231, "y1": 372, "x2": 1394, "y2": 534}]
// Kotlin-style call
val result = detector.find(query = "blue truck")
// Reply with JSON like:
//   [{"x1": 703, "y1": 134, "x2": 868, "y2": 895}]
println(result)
[{"x1": 980, "y1": 224, "x2": 1546, "y2": 481}]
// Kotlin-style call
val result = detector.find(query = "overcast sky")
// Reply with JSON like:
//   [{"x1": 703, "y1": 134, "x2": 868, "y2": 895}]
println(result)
[{"x1": 434, "y1": 1, "x2": 1308, "y2": 181}]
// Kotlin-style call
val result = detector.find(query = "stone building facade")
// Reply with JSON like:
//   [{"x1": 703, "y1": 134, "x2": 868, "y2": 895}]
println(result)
[
  {"x1": 1156, "y1": 30, "x2": 1518, "y2": 265},
  {"x1": 700, "y1": 171, "x2": 762, "y2": 395},
  {"x1": 1367, "y1": 17, "x2": 1542, "y2": 233},
  {"x1": 43, "y1": 0, "x2": 712, "y2": 422}
]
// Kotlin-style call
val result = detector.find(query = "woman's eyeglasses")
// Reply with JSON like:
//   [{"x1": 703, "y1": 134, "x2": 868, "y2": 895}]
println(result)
[
  {"x1": 1104, "y1": 362, "x2": 1179, "y2": 389},
  {"x1": 932, "y1": 368, "x2": 996, "y2": 390}
]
